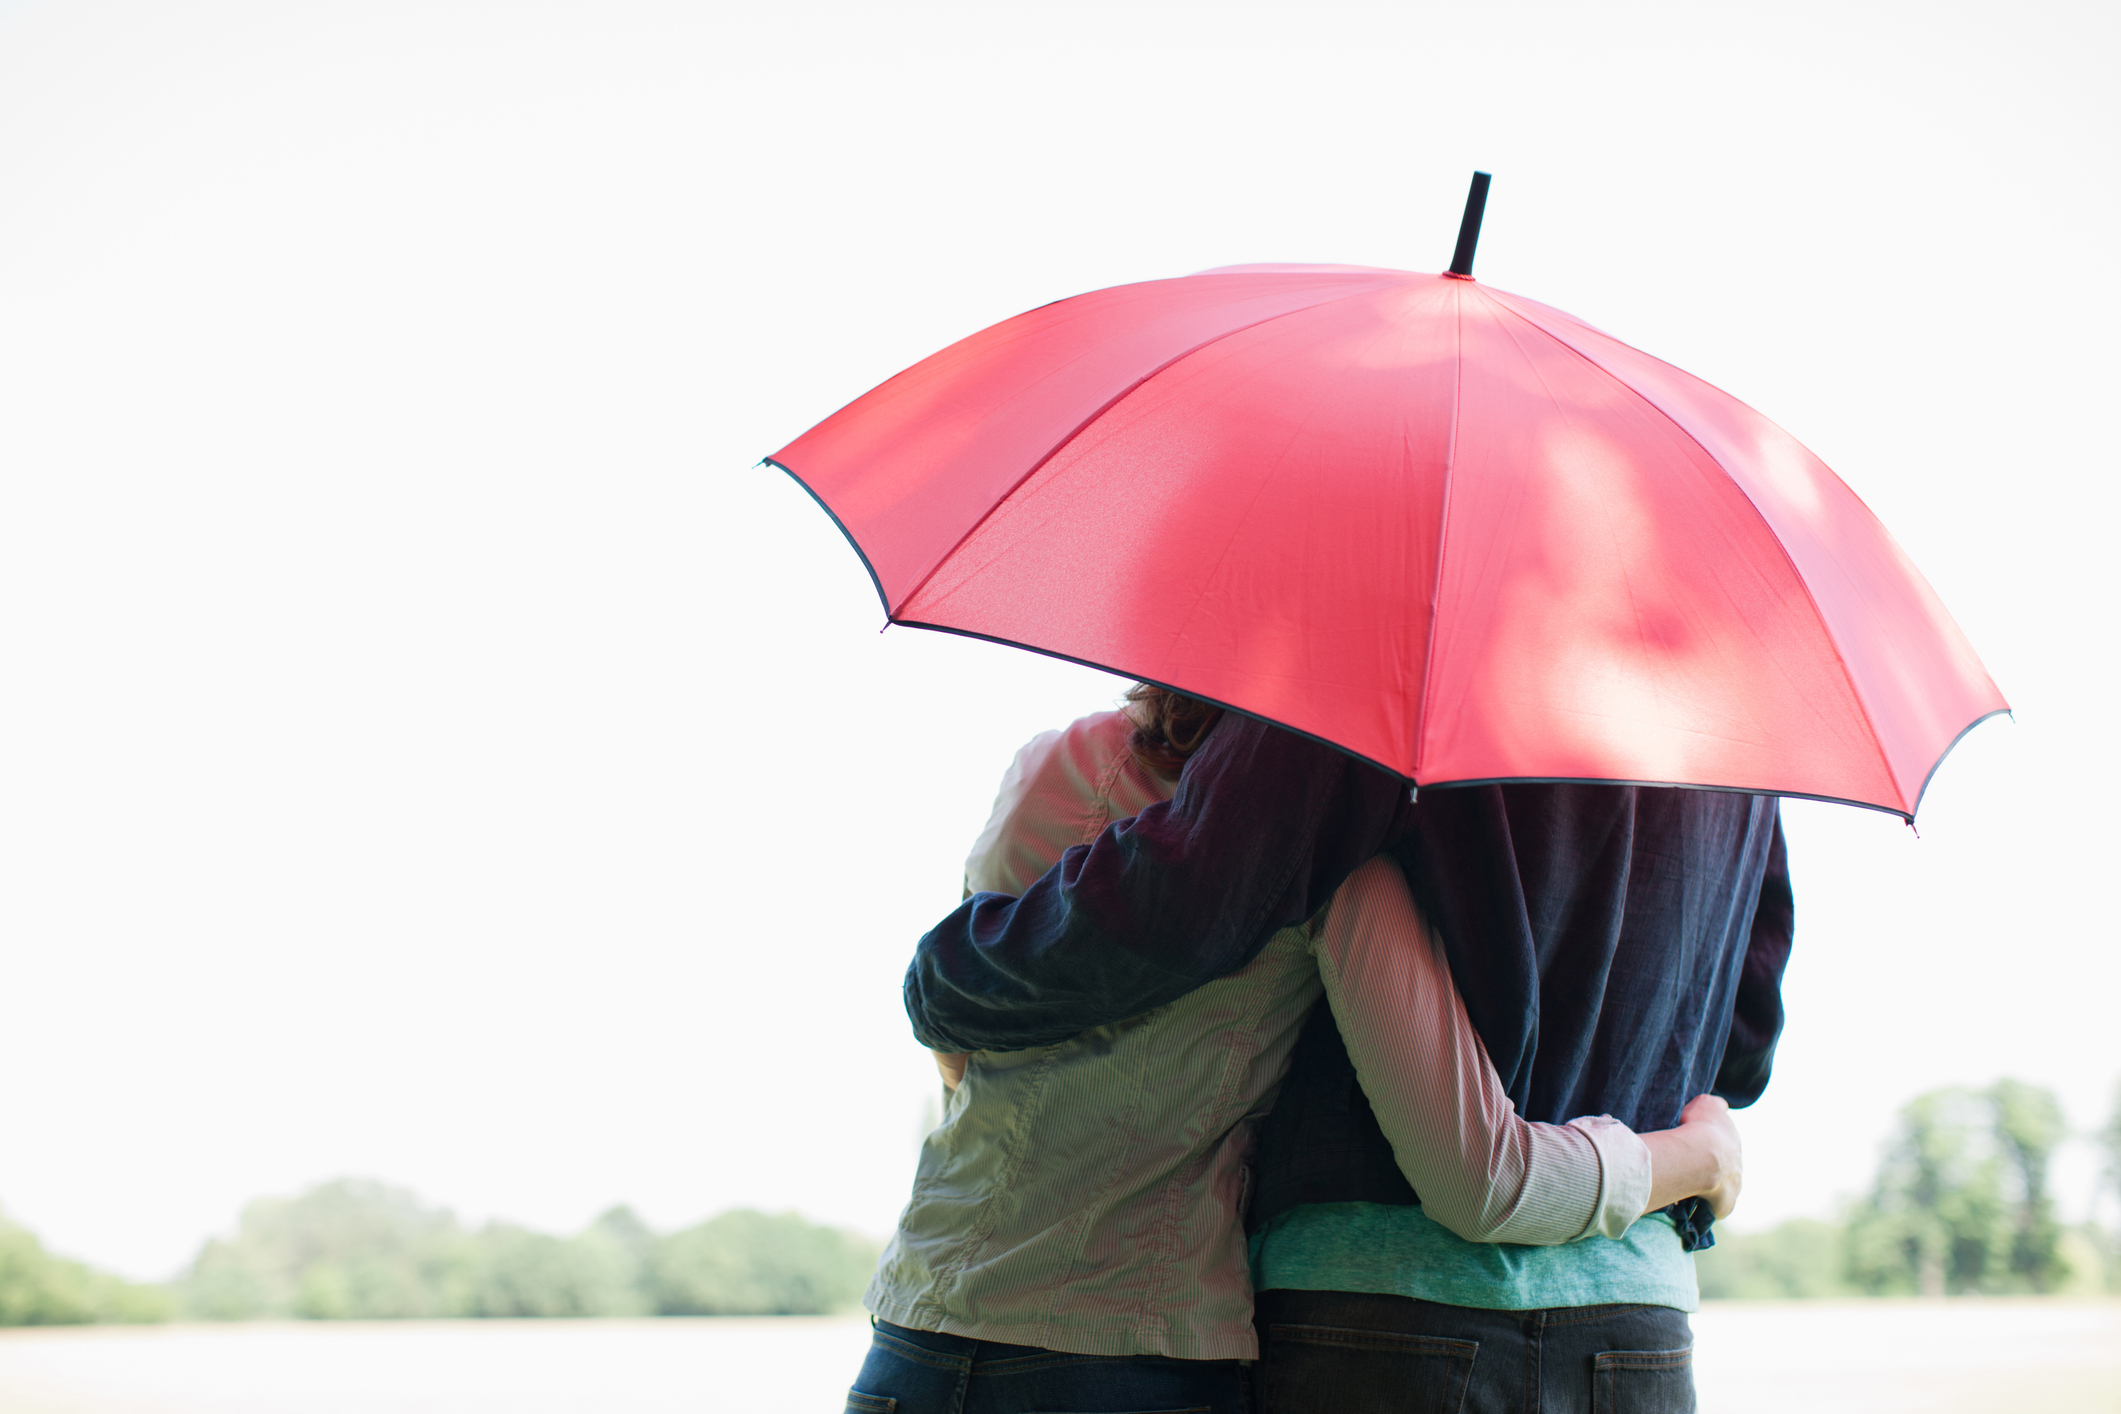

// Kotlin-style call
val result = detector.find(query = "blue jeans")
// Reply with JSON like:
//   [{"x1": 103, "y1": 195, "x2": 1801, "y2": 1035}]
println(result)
[
  {"x1": 1255, "y1": 1290, "x2": 1693, "y2": 1413},
  {"x1": 846, "y1": 1319, "x2": 1251, "y2": 1414}
]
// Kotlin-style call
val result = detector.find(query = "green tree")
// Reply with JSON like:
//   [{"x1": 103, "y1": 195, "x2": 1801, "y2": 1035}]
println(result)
[
  {"x1": 0, "y1": 1212, "x2": 171, "y2": 1325},
  {"x1": 1989, "y1": 1078, "x2": 2068, "y2": 1291},
  {"x1": 183, "y1": 1177, "x2": 479, "y2": 1319},
  {"x1": 177, "y1": 1179, "x2": 878, "y2": 1319},
  {"x1": 465, "y1": 1224, "x2": 647, "y2": 1318},
  {"x1": 2099, "y1": 1080, "x2": 2121, "y2": 1294},
  {"x1": 589, "y1": 1206, "x2": 656, "y2": 1265},
  {"x1": 584, "y1": 1205, "x2": 654, "y2": 1297},
  {"x1": 1846, "y1": 1080, "x2": 2073, "y2": 1295},
  {"x1": 1695, "y1": 1218, "x2": 1853, "y2": 1300},
  {"x1": 647, "y1": 1209, "x2": 877, "y2": 1315},
  {"x1": 2102, "y1": 1080, "x2": 2121, "y2": 1218},
  {"x1": 1848, "y1": 1087, "x2": 2003, "y2": 1294}
]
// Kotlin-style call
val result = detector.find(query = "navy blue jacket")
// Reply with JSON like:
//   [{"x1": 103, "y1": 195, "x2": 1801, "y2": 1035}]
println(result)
[{"x1": 905, "y1": 714, "x2": 1792, "y2": 1248}]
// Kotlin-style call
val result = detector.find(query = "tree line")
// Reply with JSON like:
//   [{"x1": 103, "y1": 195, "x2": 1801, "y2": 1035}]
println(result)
[
  {"x1": 1, "y1": 1181, "x2": 877, "y2": 1325},
  {"x1": 0, "y1": 1219, "x2": 174, "y2": 1325},
  {"x1": 1698, "y1": 1078, "x2": 2121, "y2": 1298},
  {"x1": 6, "y1": 1076, "x2": 2117, "y2": 1324}
]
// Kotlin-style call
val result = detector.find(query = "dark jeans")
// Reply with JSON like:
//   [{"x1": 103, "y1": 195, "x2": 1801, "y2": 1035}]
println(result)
[
  {"x1": 847, "y1": 1319, "x2": 1251, "y2": 1414},
  {"x1": 1255, "y1": 1290, "x2": 1693, "y2": 1414}
]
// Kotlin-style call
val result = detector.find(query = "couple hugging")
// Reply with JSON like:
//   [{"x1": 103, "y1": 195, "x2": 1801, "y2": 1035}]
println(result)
[{"x1": 846, "y1": 683, "x2": 1792, "y2": 1414}]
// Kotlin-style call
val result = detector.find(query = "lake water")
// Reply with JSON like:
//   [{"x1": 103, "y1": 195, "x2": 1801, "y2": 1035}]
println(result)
[{"x1": 0, "y1": 1300, "x2": 2115, "y2": 1413}]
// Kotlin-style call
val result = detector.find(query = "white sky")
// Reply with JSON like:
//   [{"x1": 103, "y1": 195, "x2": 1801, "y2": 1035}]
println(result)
[{"x1": 0, "y1": 0, "x2": 2114, "y2": 1281}]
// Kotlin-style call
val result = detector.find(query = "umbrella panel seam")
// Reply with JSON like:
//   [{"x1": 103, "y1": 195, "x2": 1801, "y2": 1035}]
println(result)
[
  {"x1": 1409, "y1": 278, "x2": 1464, "y2": 787},
  {"x1": 888, "y1": 278, "x2": 1419, "y2": 621},
  {"x1": 1474, "y1": 286, "x2": 1909, "y2": 814}
]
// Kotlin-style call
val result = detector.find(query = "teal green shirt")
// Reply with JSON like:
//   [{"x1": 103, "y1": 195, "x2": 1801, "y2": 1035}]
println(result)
[{"x1": 1251, "y1": 1202, "x2": 1698, "y2": 1312}]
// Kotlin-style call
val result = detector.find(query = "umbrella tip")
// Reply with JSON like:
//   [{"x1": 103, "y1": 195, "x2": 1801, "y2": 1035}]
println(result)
[{"x1": 1446, "y1": 171, "x2": 1491, "y2": 279}]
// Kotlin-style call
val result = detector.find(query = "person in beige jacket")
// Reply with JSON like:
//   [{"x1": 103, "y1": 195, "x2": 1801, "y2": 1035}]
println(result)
[{"x1": 847, "y1": 688, "x2": 1741, "y2": 1414}]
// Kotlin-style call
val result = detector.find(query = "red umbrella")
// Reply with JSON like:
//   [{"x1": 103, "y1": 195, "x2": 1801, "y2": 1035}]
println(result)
[{"x1": 768, "y1": 178, "x2": 2005, "y2": 819}]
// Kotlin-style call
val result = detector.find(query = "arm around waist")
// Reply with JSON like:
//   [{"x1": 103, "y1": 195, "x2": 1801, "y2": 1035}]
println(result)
[{"x1": 1313, "y1": 856, "x2": 1651, "y2": 1244}]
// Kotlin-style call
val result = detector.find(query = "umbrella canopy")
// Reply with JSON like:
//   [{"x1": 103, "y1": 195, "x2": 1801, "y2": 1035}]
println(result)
[{"x1": 768, "y1": 263, "x2": 2005, "y2": 819}]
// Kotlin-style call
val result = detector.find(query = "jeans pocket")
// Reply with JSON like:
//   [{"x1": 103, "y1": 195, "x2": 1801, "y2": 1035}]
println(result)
[
  {"x1": 1591, "y1": 1347, "x2": 1694, "y2": 1414},
  {"x1": 849, "y1": 1326, "x2": 970, "y2": 1412},
  {"x1": 1262, "y1": 1322, "x2": 1477, "y2": 1414}
]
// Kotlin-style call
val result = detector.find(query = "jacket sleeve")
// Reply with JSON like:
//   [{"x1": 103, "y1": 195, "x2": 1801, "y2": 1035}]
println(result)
[
  {"x1": 904, "y1": 713, "x2": 1410, "y2": 1054},
  {"x1": 1314, "y1": 857, "x2": 1652, "y2": 1244},
  {"x1": 1712, "y1": 806, "x2": 1793, "y2": 1107}
]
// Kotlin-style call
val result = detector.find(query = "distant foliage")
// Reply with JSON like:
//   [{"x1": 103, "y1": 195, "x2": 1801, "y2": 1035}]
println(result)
[
  {"x1": 1698, "y1": 1077, "x2": 2117, "y2": 1301},
  {"x1": 186, "y1": 1178, "x2": 474, "y2": 1319},
  {"x1": 1694, "y1": 1218, "x2": 1855, "y2": 1300},
  {"x1": 1846, "y1": 1080, "x2": 2073, "y2": 1296},
  {"x1": 0, "y1": 1213, "x2": 171, "y2": 1326},
  {"x1": 176, "y1": 1179, "x2": 878, "y2": 1320},
  {"x1": 467, "y1": 1222, "x2": 649, "y2": 1319},
  {"x1": 649, "y1": 1209, "x2": 879, "y2": 1316},
  {"x1": 2103, "y1": 1079, "x2": 2121, "y2": 1217},
  {"x1": 16, "y1": 1076, "x2": 2113, "y2": 1323}
]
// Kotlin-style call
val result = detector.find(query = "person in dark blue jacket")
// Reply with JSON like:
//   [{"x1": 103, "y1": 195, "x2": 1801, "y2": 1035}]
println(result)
[{"x1": 903, "y1": 710, "x2": 1792, "y2": 1413}]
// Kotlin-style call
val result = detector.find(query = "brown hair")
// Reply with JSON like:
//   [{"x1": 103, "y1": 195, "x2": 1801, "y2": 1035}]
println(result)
[{"x1": 1124, "y1": 683, "x2": 1224, "y2": 780}]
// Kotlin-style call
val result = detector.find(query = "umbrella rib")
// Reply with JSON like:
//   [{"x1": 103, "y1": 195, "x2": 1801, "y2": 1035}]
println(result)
[
  {"x1": 1155, "y1": 328, "x2": 1353, "y2": 671},
  {"x1": 1484, "y1": 302, "x2": 1685, "y2": 738},
  {"x1": 890, "y1": 279, "x2": 1413, "y2": 619},
  {"x1": 1474, "y1": 287, "x2": 1910, "y2": 815},
  {"x1": 1407, "y1": 280, "x2": 1465, "y2": 785}
]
